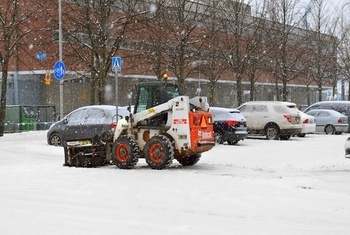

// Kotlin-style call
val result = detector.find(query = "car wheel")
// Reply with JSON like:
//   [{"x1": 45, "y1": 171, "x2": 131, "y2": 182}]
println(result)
[
  {"x1": 265, "y1": 124, "x2": 279, "y2": 140},
  {"x1": 49, "y1": 133, "x2": 62, "y2": 146},
  {"x1": 298, "y1": 133, "x2": 306, "y2": 137},
  {"x1": 227, "y1": 140, "x2": 238, "y2": 145},
  {"x1": 214, "y1": 132, "x2": 224, "y2": 144},
  {"x1": 325, "y1": 125, "x2": 335, "y2": 135},
  {"x1": 280, "y1": 135, "x2": 291, "y2": 140}
]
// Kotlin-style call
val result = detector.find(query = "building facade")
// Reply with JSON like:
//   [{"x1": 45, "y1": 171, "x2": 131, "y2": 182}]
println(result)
[{"x1": 0, "y1": 0, "x2": 336, "y2": 119}]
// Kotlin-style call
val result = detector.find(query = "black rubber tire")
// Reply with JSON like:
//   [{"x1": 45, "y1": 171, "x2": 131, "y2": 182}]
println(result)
[
  {"x1": 265, "y1": 124, "x2": 279, "y2": 140},
  {"x1": 214, "y1": 132, "x2": 224, "y2": 144},
  {"x1": 325, "y1": 125, "x2": 335, "y2": 135},
  {"x1": 112, "y1": 135, "x2": 140, "y2": 169},
  {"x1": 177, "y1": 154, "x2": 201, "y2": 166},
  {"x1": 49, "y1": 133, "x2": 62, "y2": 146},
  {"x1": 280, "y1": 135, "x2": 291, "y2": 140},
  {"x1": 227, "y1": 140, "x2": 239, "y2": 145},
  {"x1": 144, "y1": 135, "x2": 174, "y2": 169},
  {"x1": 298, "y1": 133, "x2": 306, "y2": 137}
]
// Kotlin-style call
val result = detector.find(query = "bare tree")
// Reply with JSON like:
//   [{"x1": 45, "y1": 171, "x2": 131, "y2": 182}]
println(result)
[
  {"x1": 0, "y1": 0, "x2": 38, "y2": 136},
  {"x1": 62, "y1": 0, "x2": 145, "y2": 105},
  {"x1": 304, "y1": 0, "x2": 338, "y2": 101},
  {"x1": 193, "y1": 2, "x2": 229, "y2": 106},
  {"x1": 244, "y1": 1, "x2": 269, "y2": 101},
  {"x1": 340, "y1": 25, "x2": 350, "y2": 101},
  {"x1": 138, "y1": 0, "x2": 171, "y2": 79},
  {"x1": 264, "y1": 0, "x2": 306, "y2": 101},
  {"x1": 143, "y1": 0, "x2": 211, "y2": 94},
  {"x1": 218, "y1": 0, "x2": 260, "y2": 106},
  {"x1": 338, "y1": 3, "x2": 350, "y2": 101}
]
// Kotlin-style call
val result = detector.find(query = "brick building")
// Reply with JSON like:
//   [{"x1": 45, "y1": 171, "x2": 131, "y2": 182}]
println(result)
[{"x1": 0, "y1": 0, "x2": 337, "y2": 119}]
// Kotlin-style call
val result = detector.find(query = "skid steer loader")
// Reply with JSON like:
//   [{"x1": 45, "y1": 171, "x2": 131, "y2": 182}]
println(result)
[{"x1": 111, "y1": 80, "x2": 215, "y2": 169}]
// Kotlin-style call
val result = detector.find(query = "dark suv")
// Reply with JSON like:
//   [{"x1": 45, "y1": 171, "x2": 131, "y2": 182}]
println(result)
[{"x1": 209, "y1": 107, "x2": 248, "y2": 145}]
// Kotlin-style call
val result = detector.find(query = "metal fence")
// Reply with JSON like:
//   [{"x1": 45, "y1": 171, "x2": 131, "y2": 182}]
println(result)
[{"x1": 5, "y1": 105, "x2": 56, "y2": 133}]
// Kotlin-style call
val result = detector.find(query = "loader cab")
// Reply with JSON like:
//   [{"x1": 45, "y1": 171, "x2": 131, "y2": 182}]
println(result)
[{"x1": 133, "y1": 82, "x2": 179, "y2": 114}]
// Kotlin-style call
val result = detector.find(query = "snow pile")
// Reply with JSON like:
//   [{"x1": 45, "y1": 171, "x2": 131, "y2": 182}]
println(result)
[{"x1": 0, "y1": 131, "x2": 350, "y2": 235}]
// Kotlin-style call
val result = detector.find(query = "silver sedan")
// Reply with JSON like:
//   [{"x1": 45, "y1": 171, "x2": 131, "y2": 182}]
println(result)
[{"x1": 306, "y1": 109, "x2": 349, "y2": 134}]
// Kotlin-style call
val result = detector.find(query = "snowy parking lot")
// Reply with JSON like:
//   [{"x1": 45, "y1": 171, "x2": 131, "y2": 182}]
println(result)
[{"x1": 1, "y1": 131, "x2": 350, "y2": 235}]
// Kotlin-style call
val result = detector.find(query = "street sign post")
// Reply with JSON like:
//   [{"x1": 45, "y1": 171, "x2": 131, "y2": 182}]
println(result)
[
  {"x1": 53, "y1": 61, "x2": 66, "y2": 80},
  {"x1": 112, "y1": 57, "x2": 122, "y2": 120},
  {"x1": 112, "y1": 57, "x2": 122, "y2": 72}
]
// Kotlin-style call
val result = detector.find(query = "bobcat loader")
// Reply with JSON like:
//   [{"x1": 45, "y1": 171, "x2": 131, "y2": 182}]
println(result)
[{"x1": 112, "y1": 80, "x2": 215, "y2": 169}]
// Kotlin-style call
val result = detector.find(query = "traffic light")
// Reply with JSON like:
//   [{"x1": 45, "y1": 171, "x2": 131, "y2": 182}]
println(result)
[
  {"x1": 162, "y1": 73, "x2": 168, "y2": 80},
  {"x1": 45, "y1": 72, "x2": 51, "y2": 85}
]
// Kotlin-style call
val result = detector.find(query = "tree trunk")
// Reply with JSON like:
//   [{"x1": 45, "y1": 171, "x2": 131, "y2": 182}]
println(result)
[
  {"x1": 0, "y1": 69, "x2": 9, "y2": 136},
  {"x1": 236, "y1": 74, "x2": 242, "y2": 106},
  {"x1": 275, "y1": 78, "x2": 279, "y2": 101},
  {"x1": 98, "y1": 74, "x2": 106, "y2": 105},
  {"x1": 306, "y1": 83, "x2": 311, "y2": 106},
  {"x1": 348, "y1": 79, "x2": 350, "y2": 101},
  {"x1": 249, "y1": 78, "x2": 255, "y2": 101},
  {"x1": 282, "y1": 80, "x2": 288, "y2": 101},
  {"x1": 209, "y1": 81, "x2": 216, "y2": 106},
  {"x1": 90, "y1": 74, "x2": 97, "y2": 105},
  {"x1": 318, "y1": 85, "x2": 323, "y2": 101}
]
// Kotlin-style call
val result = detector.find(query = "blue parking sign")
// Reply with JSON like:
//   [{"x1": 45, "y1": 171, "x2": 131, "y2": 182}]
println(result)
[{"x1": 112, "y1": 57, "x2": 121, "y2": 72}]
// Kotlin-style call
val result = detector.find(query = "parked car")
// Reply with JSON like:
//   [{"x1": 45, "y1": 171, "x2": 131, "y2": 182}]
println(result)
[
  {"x1": 237, "y1": 101, "x2": 302, "y2": 140},
  {"x1": 305, "y1": 109, "x2": 349, "y2": 134},
  {"x1": 297, "y1": 111, "x2": 316, "y2": 137},
  {"x1": 47, "y1": 105, "x2": 130, "y2": 146},
  {"x1": 345, "y1": 137, "x2": 350, "y2": 159},
  {"x1": 303, "y1": 101, "x2": 350, "y2": 132},
  {"x1": 209, "y1": 107, "x2": 248, "y2": 145}
]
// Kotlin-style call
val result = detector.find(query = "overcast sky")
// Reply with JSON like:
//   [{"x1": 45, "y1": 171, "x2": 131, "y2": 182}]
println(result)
[
  {"x1": 252, "y1": 0, "x2": 350, "y2": 11},
  {"x1": 250, "y1": 0, "x2": 350, "y2": 27}
]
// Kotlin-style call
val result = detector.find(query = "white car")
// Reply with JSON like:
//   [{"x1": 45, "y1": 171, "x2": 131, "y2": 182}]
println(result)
[
  {"x1": 298, "y1": 111, "x2": 316, "y2": 137},
  {"x1": 237, "y1": 101, "x2": 302, "y2": 140}
]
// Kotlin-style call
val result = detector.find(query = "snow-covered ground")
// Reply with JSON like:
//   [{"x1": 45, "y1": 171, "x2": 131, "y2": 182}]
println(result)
[{"x1": 1, "y1": 131, "x2": 350, "y2": 235}]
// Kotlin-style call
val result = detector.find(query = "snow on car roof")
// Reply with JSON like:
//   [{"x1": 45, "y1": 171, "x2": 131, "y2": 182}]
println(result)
[{"x1": 209, "y1": 107, "x2": 240, "y2": 112}]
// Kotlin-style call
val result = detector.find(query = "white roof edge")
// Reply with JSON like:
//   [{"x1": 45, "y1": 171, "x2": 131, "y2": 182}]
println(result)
[{"x1": 1, "y1": 71, "x2": 332, "y2": 89}]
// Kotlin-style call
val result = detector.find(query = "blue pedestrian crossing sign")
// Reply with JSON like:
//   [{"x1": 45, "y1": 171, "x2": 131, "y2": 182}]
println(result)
[
  {"x1": 112, "y1": 57, "x2": 122, "y2": 72},
  {"x1": 53, "y1": 61, "x2": 66, "y2": 80}
]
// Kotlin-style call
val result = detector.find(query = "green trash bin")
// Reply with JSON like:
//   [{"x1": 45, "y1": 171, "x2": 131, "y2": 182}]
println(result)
[
  {"x1": 4, "y1": 106, "x2": 21, "y2": 133},
  {"x1": 5, "y1": 105, "x2": 55, "y2": 133},
  {"x1": 21, "y1": 107, "x2": 37, "y2": 131}
]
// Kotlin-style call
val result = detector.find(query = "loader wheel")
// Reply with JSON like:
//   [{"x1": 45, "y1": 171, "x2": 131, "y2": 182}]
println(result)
[
  {"x1": 144, "y1": 135, "x2": 174, "y2": 170},
  {"x1": 113, "y1": 135, "x2": 140, "y2": 169},
  {"x1": 177, "y1": 154, "x2": 201, "y2": 166}
]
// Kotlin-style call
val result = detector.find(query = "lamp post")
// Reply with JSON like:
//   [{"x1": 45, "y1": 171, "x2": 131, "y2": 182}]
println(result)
[
  {"x1": 58, "y1": 0, "x2": 64, "y2": 119},
  {"x1": 340, "y1": 3, "x2": 350, "y2": 101}
]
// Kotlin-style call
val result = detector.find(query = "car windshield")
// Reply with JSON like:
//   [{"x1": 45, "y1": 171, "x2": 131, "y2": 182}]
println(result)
[
  {"x1": 307, "y1": 111, "x2": 317, "y2": 116},
  {"x1": 85, "y1": 108, "x2": 106, "y2": 124},
  {"x1": 67, "y1": 109, "x2": 86, "y2": 124}
]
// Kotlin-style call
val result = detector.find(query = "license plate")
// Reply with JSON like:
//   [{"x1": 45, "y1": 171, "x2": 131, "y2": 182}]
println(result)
[{"x1": 67, "y1": 140, "x2": 92, "y2": 146}]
